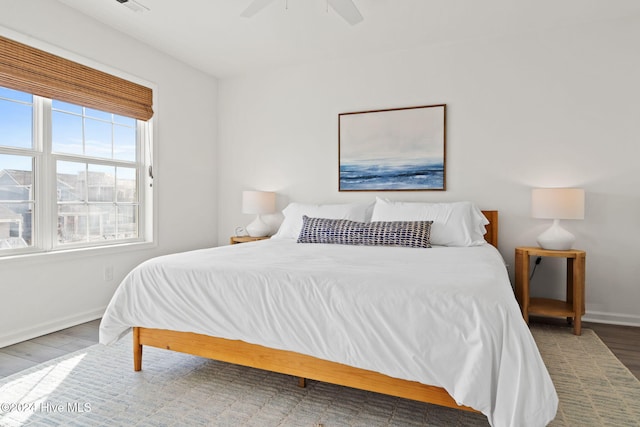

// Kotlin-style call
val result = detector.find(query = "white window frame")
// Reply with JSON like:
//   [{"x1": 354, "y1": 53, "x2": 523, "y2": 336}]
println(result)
[{"x1": 0, "y1": 91, "x2": 154, "y2": 258}]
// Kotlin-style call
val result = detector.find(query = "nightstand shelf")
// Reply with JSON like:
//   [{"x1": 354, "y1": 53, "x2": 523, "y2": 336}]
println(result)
[
  {"x1": 528, "y1": 298, "x2": 574, "y2": 317},
  {"x1": 230, "y1": 236, "x2": 270, "y2": 245},
  {"x1": 515, "y1": 246, "x2": 586, "y2": 335}
]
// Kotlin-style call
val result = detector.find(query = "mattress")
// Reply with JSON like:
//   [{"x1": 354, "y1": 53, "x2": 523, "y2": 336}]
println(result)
[{"x1": 100, "y1": 239, "x2": 558, "y2": 427}]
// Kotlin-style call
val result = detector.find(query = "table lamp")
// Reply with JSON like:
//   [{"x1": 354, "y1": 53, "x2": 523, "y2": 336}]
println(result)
[
  {"x1": 242, "y1": 190, "x2": 276, "y2": 237},
  {"x1": 531, "y1": 188, "x2": 584, "y2": 250}
]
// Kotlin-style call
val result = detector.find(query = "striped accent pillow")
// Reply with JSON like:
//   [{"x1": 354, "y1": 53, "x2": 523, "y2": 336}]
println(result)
[{"x1": 297, "y1": 216, "x2": 432, "y2": 248}]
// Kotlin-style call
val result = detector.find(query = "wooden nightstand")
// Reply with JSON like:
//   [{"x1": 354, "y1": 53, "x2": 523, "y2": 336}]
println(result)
[
  {"x1": 515, "y1": 246, "x2": 586, "y2": 335},
  {"x1": 229, "y1": 236, "x2": 270, "y2": 245}
]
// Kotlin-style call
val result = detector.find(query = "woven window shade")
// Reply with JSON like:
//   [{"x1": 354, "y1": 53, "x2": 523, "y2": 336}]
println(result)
[{"x1": 0, "y1": 35, "x2": 153, "y2": 121}]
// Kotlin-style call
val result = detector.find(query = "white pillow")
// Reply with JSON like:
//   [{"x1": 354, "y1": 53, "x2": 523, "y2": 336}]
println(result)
[
  {"x1": 271, "y1": 202, "x2": 374, "y2": 240},
  {"x1": 370, "y1": 197, "x2": 488, "y2": 247}
]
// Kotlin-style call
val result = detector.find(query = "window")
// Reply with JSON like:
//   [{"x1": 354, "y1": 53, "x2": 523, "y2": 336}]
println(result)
[
  {"x1": 0, "y1": 85, "x2": 151, "y2": 255},
  {"x1": 0, "y1": 35, "x2": 154, "y2": 256},
  {"x1": 0, "y1": 87, "x2": 35, "y2": 251}
]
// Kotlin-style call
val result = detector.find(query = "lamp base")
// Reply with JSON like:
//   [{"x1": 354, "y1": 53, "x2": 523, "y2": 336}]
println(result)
[
  {"x1": 537, "y1": 219, "x2": 575, "y2": 250},
  {"x1": 246, "y1": 215, "x2": 270, "y2": 237}
]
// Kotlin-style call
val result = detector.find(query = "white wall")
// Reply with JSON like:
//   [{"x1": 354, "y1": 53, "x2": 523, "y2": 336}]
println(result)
[
  {"x1": 218, "y1": 16, "x2": 640, "y2": 325},
  {"x1": 0, "y1": 1, "x2": 218, "y2": 346}
]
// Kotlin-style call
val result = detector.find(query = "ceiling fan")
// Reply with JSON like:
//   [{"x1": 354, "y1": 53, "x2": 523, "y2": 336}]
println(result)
[{"x1": 241, "y1": 0, "x2": 363, "y2": 25}]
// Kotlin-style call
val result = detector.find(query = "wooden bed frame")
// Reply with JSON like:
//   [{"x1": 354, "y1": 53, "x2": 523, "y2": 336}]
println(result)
[{"x1": 133, "y1": 211, "x2": 498, "y2": 414}]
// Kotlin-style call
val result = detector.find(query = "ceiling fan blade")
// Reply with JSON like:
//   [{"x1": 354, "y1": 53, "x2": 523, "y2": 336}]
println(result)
[
  {"x1": 327, "y1": 0, "x2": 363, "y2": 25},
  {"x1": 241, "y1": 0, "x2": 278, "y2": 18}
]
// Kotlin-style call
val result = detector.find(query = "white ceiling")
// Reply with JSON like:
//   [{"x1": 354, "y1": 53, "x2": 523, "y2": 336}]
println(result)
[{"x1": 56, "y1": 0, "x2": 640, "y2": 78}]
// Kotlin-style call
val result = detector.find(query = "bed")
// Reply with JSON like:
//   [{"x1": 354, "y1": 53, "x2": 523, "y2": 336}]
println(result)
[{"x1": 99, "y1": 200, "x2": 558, "y2": 427}]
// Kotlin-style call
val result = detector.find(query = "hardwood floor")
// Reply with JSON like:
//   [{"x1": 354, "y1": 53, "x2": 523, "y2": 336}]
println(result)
[
  {"x1": 0, "y1": 319, "x2": 100, "y2": 378},
  {"x1": 0, "y1": 318, "x2": 638, "y2": 381},
  {"x1": 585, "y1": 322, "x2": 640, "y2": 380}
]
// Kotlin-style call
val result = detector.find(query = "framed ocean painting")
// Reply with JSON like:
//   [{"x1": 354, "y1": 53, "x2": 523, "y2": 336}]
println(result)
[{"x1": 339, "y1": 104, "x2": 446, "y2": 191}]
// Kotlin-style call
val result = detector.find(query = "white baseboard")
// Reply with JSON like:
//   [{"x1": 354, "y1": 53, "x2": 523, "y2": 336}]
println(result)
[
  {"x1": 583, "y1": 311, "x2": 640, "y2": 327},
  {"x1": 0, "y1": 307, "x2": 105, "y2": 348}
]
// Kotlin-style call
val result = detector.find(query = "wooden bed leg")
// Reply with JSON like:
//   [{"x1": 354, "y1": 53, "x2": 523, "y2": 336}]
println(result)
[
  {"x1": 298, "y1": 377, "x2": 306, "y2": 388},
  {"x1": 133, "y1": 327, "x2": 143, "y2": 372}
]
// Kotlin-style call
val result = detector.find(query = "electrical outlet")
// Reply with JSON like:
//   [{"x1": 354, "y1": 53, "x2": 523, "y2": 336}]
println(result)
[{"x1": 104, "y1": 265, "x2": 114, "y2": 281}]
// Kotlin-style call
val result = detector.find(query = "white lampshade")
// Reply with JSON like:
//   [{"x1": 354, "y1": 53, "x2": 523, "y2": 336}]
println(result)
[
  {"x1": 531, "y1": 188, "x2": 585, "y2": 250},
  {"x1": 532, "y1": 188, "x2": 585, "y2": 220},
  {"x1": 242, "y1": 191, "x2": 276, "y2": 237}
]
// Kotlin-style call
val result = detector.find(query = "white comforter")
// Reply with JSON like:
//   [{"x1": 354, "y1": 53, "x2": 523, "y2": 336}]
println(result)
[{"x1": 100, "y1": 239, "x2": 557, "y2": 427}]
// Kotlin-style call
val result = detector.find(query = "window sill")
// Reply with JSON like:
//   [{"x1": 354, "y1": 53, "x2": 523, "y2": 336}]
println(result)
[{"x1": 0, "y1": 240, "x2": 157, "y2": 266}]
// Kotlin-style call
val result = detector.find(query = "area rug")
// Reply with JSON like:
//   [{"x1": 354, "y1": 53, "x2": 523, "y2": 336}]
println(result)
[{"x1": 0, "y1": 326, "x2": 639, "y2": 426}]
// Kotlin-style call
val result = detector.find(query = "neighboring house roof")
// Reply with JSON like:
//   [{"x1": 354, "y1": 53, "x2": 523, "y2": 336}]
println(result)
[
  {"x1": 1, "y1": 169, "x2": 133, "y2": 203},
  {"x1": 0, "y1": 205, "x2": 22, "y2": 220},
  {"x1": 0, "y1": 169, "x2": 32, "y2": 186}
]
